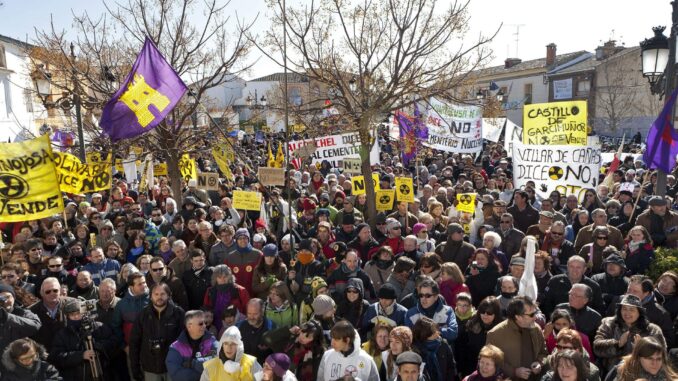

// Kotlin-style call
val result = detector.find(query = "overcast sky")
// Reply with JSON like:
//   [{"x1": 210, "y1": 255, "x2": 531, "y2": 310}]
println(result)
[{"x1": 0, "y1": 0, "x2": 671, "y2": 80}]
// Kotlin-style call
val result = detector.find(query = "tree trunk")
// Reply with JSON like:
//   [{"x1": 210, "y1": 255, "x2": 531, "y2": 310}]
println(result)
[
  {"x1": 167, "y1": 152, "x2": 183, "y2": 206},
  {"x1": 359, "y1": 116, "x2": 377, "y2": 226}
]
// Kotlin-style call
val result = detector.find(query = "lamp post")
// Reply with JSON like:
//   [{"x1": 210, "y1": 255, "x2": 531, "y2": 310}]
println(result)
[
  {"x1": 32, "y1": 43, "x2": 107, "y2": 161},
  {"x1": 246, "y1": 89, "x2": 267, "y2": 131},
  {"x1": 640, "y1": 3, "x2": 678, "y2": 196}
]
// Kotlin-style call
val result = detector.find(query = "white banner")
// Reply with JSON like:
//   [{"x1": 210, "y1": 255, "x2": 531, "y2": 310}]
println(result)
[
  {"x1": 482, "y1": 118, "x2": 506, "y2": 142},
  {"x1": 512, "y1": 142, "x2": 601, "y2": 200},
  {"x1": 422, "y1": 98, "x2": 483, "y2": 154},
  {"x1": 287, "y1": 132, "x2": 379, "y2": 169},
  {"x1": 504, "y1": 119, "x2": 523, "y2": 156}
]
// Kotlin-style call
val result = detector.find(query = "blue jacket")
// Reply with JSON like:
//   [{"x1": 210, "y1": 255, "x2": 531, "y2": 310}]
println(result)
[
  {"x1": 83, "y1": 258, "x2": 121, "y2": 285},
  {"x1": 166, "y1": 330, "x2": 219, "y2": 381},
  {"x1": 361, "y1": 301, "x2": 407, "y2": 335},
  {"x1": 405, "y1": 298, "x2": 458, "y2": 344}
]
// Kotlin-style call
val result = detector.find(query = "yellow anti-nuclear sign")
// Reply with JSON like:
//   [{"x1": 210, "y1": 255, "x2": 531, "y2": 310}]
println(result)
[
  {"x1": 523, "y1": 100, "x2": 587, "y2": 146},
  {"x1": 0, "y1": 135, "x2": 64, "y2": 222},
  {"x1": 351, "y1": 174, "x2": 380, "y2": 196},
  {"x1": 232, "y1": 190, "x2": 262, "y2": 211},
  {"x1": 154, "y1": 163, "x2": 168, "y2": 176},
  {"x1": 456, "y1": 193, "x2": 476, "y2": 213},
  {"x1": 376, "y1": 189, "x2": 395, "y2": 212},
  {"x1": 395, "y1": 177, "x2": 414, "y2": 202},
  {"x1": 179, "y1": 154, "x2": 197, "y2": 181}
]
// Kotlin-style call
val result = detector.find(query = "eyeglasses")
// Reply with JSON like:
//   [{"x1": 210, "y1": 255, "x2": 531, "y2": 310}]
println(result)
[
  {"x1": 392, "y1": 226, "x2": 401, "y2": 230},
  {"x1": 522, "y1": 311, "x2": 537, "y2": 318},
  {"x1": 418, "y1": 293, "x2": 436, "y2": 299},
  {"x1": 556, "y1": 344, "x2": 574, "y2": 350},
  {"x1": 1, "y1": 274, "x2": 16, "y2": 279},
  {"x1": 44, "y1": 289, "x2": 60, "y2": 295},
  {"x1": 151, "y1": 214, "x2": 162, "y2": 217},
  {"x1": 151, "y1": 267, "x2": 165, "y2": 272},
  {"x1": 480, "y1": 311, "x2": 495, "y2": 316},
  {"x1": 500, "y1": 220, "x2": 511, "y2": 224},
  {"x1": 48, "y1": 264, "x2": 62, "y2": 268},
  {"x1": 346, "y1": 289, "x2": 359, "y2": 294},
  {"x1": 596, "y1": 236, "x2": 608, "y2": 241}
]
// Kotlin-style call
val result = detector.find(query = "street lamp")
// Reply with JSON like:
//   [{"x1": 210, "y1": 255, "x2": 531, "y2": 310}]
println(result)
[
  {"x1": 476, "y1": 89, "x2": 485, "y2": 100},
  {"x1": 640, "y1": 26, "x2": 670, "y2": 94},
  {"x1": 496, "y1": 90, "x2": 505, "y2": 102}
]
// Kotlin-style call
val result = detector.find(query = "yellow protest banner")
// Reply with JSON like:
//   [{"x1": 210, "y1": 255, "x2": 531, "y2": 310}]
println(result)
[
  {"x1": 523, "y1": 100, "x2": 587, "y2": 145},
  {"x1": 53, "y1": 152, "x2": 112, "y2": 194},
  {"x1": 351, "y1": 174, "x2": 380, "y2": 195},
  {"x1": 154, "y1": 163, "x2": 168, "y2": 176},
  {"x1": 232, "y1": 190, "x2": 262, "y2": 211},
  {"x1": 115, "y1": 159, "x2": 123, "y2": 173},
  {"x1": 456, "y1": 193, "x2": 476, "y2": 213},
  {"x1": 179, "y1": 154, "x2": 197, "y2": 181},
  {"x1": 0, "y1": 135, "x2": 64, "y2": 222},
  {"x1": 376, "y1": 189, "x2": 395, "y2": 212},
  {"x1": 212, "y1": 145, "x2": 233, "y2": 180},
  {"x1": 395, "y1": 177, "x2": 414, "y2": 202}
]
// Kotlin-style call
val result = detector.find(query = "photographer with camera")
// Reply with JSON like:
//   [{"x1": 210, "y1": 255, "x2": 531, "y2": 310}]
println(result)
[
  {"x1": 166, "y1": 310, "x2": 219, "y2": 381},
  {"x1": 49, "y1": 298, "x2": 116, "y2": 381},
  {"x1": 0, "y1": 283, "x2": 42, "y2": 349},
  {"x1": 129, "y1": 282, "x2": 184, "y2": 381}
]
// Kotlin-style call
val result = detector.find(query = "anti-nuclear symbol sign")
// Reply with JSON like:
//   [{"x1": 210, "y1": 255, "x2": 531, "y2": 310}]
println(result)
[
  {"x1": 376, "y1": 189, "x2": 395, "y2": 212},
  {"x1": 549, "y1": 166, "x2": 564, "y2": 180},
  {"x1": 459, "y1": 194, "x2": 472, "y2": 204},
  {"x1": 394, "y1": 177, "x2": 414, "y2": 202},
  {"x1": 0, "y1": 173, "x2": 29, "y2": 199}
]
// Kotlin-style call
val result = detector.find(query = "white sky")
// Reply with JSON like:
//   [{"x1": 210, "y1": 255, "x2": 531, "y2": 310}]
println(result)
[{"x1": 0, "y1": 0, "x2": 671, "y2": 79}]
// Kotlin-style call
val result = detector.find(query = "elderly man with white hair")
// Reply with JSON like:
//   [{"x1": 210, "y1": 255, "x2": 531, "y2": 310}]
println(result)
[{"x1": 30, "y1": 277, "x2": 76, "y2": 349}]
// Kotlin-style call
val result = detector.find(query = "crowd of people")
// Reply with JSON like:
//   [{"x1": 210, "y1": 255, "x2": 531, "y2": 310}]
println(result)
[{"x1": 0, "y1": 134, "x2": 677, "y2": 381}]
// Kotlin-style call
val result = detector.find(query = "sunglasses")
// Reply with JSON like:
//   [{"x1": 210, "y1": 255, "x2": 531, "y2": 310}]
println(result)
[
  {"x1": 500, "y1": 220, "x2": 511, "y2": 224},
  {"x1": 550, "y1": 232, "x2": 563, "y2": 236},
  {"x1": 44, "y1": 289, "x2": 60, "y2": 295},
  {"x1": 1, "y1": 274, "x2": 16, "y2": 279},
  {"x1": 480, "y1": 311, "x2": 495, "y2": 316},
  {"x1": 151, "y1": 267, "x2": 165, "y2": 272},
  {"x1": 418, "y1": 293, "x2": 436, "y2": 299},
  {"x1": 346, "y1": 289, "x2": 359, "y2": 294},
  {"x1": 522, "y1": 311, "x2": 537, "y2": 318},
  {"x1": 48, "y1": 264, "x2": 62, "y2": 268},
  {"x1": 596, "y1": 236, "x2": 608, "y2": 240}
]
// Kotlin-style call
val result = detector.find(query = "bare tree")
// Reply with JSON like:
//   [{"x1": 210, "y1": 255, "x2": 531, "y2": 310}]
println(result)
[
  {"x1": 256, "y1": 0, "x2": 496, "y2": 222},
  {"x1": 595, "y1": 55, "x2": 642, "y2": 133},
  {"x1": 32, "y1": 0, "x2": 253, "y2": 201}
]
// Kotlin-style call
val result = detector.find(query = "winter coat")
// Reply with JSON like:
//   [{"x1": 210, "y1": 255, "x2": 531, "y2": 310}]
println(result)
[
  {"x1": 435, "y1": 240, "x2": 476, "y2": 272},
  {"x1": 405, "y1": 297, "x2": 459, "y2": 344},
  {"x1": 0, "y1": 342, "x2": 61, "y2": 381},
  {"x1": 182, "y1": 266, "x2": 213, "y2": 310},
  {"x1": 129, "y1": 302, "x2": 185, "y2": 379},
  {"x1": 30, "y1": 298, "x2": 78, "y2": 349},
  {"x1": 209, "y1": 240, "x2": 235, "y2": 267},
  {"x1": 83, "y1": 258, "x2": 121, "y2": 286},
  {"x1": 499, "y1": 228, "x2": 525, "y2": 258},
  {"x1": 327, "y1": 265, "x2": 376, "y2": 301},
  {"x1": 591, "y1": 271, "x2": 629, "y2": 311},
  {"x1": 203, "y1": 284, "x2": 250, "y2": 333},
  {"x1": 200, "y1": 352, "x2": 261, "y2": 381},
  {"x1": 413, "y1": 337, "x2": 456, "y2": 381},
  {"x1": 554, "y1": 303, "x2": 602, "y2": 339},
  {"x1": 316, "y1": 330, "x2": 379, "y2": 381},
  {"x1": 623, "y1": 242, "x2": 654, "y2": 275},
  {"x1": 456, "y1": 318, "x2": 502, "y2": 377},
  {"x1": 363, "y1": 259, "x2": 394, "y2": 293},
  {"x1": 252, "y1": 263, "x2": 288, "y2": 299},
  {"x1": 636, "y1": 208, "x2": 678, "y2": 247},
  {"x1": 641, "y1": 293, "x2": 675, "y2": 348},
  {"x1": 265, "y1": 300, "x2": 299, "y2": 329},
  {"x1": 349, "y1": 237, "x2": 381, "y2": 263},
  {"x1": 574, "y1": 224, "x2": 624, "y2": 254},
  {"x1": 384, "y1": 273, "x2": 416, "y2": 303},
  {"x1": 110, "y1": 290, "x2": 150, "y2": 345},
  {"x1": 439, "y1": 279, "x2": 470, "y2": 307},
  {"x1": 593, "y1": 316, "x2": 666, "y2": 370},
  {"x1": 464, "y1": 264, "x2": 501, "y2": 308},
  {"x1": 361, "y1": 301, "x2": 407, "y2": 337},
  {"x1": 486, "y1": 318, "x2": 548, "y2": 379},
  {"x1": 68, "y1": 284, "x2": 99, "y2": 301},
  {"x1": 224, "y1": 247, "x2": 263, "y2": 295},
  {"x1": 49, "y1": 320, "x2": 117, "y2": 381},
  {"x1": 166, "y1": 330, "x2": 219, "y2": 381},
  {"x1": 507, "y1": 204, "x2": 540, "y2": 233},
  {"x1": 540, "y1": 274, "x2": 604, "y2": 317},
  {"x1": 0, "y1": 305, "x2": 42, "y2": 350}
]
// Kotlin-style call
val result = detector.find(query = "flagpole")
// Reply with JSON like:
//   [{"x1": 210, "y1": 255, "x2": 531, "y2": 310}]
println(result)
[{"x1": 282, "y1": 0, "x2": 294, "y2": 256}]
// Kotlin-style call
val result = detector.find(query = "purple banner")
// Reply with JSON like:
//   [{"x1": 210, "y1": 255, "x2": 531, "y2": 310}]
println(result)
[
  {"x1": 100, "y1": 37, "x2": 187, "y2": 141},
  {"x1": 643, "y1": 88, "x2": 678, "y2": 173}
]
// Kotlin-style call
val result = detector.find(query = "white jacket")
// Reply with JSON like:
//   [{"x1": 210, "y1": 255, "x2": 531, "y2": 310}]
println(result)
[
  {"x1": 316, "y1": 330, "x2": 379, "y2": 381},
  {"x1": 254, "y1": 369, "x2": 297, "y2": 381}
]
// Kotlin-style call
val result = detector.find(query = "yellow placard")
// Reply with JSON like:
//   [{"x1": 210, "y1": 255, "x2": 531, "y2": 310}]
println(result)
[
  {"x1": 232, "y1": 190, "x2": 262, "y2": 211},
  {"x1": 292, "y1": 124, "x2": 306, "y2": 133},
  {"x1": 212, "y1": 144, "x2": 233, "y2": 180},
  {"x1": 523, "y1": 100, "x2": 587, "y2": 145},
  {"x1": 395, "y1": 177, "x2": 414, "y2": 202},
  {"x1": 154, "y1": 163, "x2": 168, "y2": 176},
  {"x1": 179, "y1": 154, "x2": 197, "y2": 181},
  {"x1": 53, "y1": 152, "x2": 112, "y2": 194},
  {"x1": 376, "y1": 189, "x2": 395, "y2": 212},
  {"x1": 351, "y1": 174, "x2": 380, "y2": 195},
  {"x1": 0, "y1": 135, "x2": 64, "y2": 222},
  {"x1": 456, "y1": 193, "x2": 476, "y2": 213}
]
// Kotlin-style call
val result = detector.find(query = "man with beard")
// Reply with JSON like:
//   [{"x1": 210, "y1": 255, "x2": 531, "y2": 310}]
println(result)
[
  {"x1": 435, "y1": 223, "x2": 475, "y2": 272},
  {"x1": 327, "y1": 250, "x2": 376, "y2": 300},
  {"x1": 236, "y1": 298, "x2": 274, "y2": 364},
  {"x1": 130, "y1": 282, "x2": 184, "y2": 381},
  {"x1": 0, "y1": 283, "x2": 41, "y2": 350},
  {"x1": 486, "y1": 296, "x2": 547, "y2": 380},
  {"x1": 68, "y1": 271, "x2": 98, "y2": 300},
  {"x1": 147, "y1": 257, "x2": 190, "y2": 311},
  {"x1": 636, "y1": 196, "x2": 678, "y2": 248},
  {"x1": 83, "y1": 247, "x2": 121, "y2": 286},
  {"x1": 50, "y1": 298, "x2": 117, "y2": 381}
]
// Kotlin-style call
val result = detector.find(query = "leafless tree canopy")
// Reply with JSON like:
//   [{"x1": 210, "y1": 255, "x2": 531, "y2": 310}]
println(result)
[{"x1": 32, "y1": 0, "x2": 254, "y2": 199}]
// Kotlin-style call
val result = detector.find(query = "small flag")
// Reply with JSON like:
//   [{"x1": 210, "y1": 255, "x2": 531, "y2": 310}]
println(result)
[
  {"x1": 489, "y1": 81, "x2": 499, "y2": 91},
  {"x1": 267, "y1": 143, "x2": 275, "y2": 167},
  {"x1": 396, "y1": 112, "x2": 417, "y2": 166},
  {"x1": 275, "y1": 143, "x2": 285, "y2": 168},
  {"x1": 643, "y1": 88, "x2": 678, "y2": 173},
  {"x1": 414, "y1": 103, "x2": 428, "y2": 140},
  {"x1": 100, "y1": 37, "x2": 188, "y2": 141}
]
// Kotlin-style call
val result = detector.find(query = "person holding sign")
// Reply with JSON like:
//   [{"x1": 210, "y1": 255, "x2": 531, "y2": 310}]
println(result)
[{"x1": 387, "y1": 201, "x2": 419, "y2": 236}]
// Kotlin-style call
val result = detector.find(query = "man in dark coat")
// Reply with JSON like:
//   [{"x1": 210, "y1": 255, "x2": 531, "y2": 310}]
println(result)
[
  {"x1": 146, "y1": 257, "x2": 189, "y2": 311},
  {"x1": 181, "y1": 250, "x2": 213, "y2": 310},
  {"x1": 435, "y1": 223, "x2": 475, "y2": 272},
  {"x1": 498, "y1": 213, "x2": 525, "y2": 258},
  {"x1": 554, "y1": 283, "x2": 602, "y2": 339},
  {"x1": 541, "y1": 256, "x2": 604, "y2": 317},
  {"x1": 591, "y1": 252, "x2": 629, "y2": 313},
  {"x1": 507, "y1": 190, "x2": 539, "y2": 233},
  {"x1": 0, "y1": 284, "x2": 41, "y2": 350},
  {"x1": 627, "y1": 275, "x2": 676, "y2": 348}
]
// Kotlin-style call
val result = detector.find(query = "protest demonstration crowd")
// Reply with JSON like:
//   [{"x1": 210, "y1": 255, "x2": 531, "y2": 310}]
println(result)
[{"x1": 2, "y1": 17, "x2": 678, "y2": 381}]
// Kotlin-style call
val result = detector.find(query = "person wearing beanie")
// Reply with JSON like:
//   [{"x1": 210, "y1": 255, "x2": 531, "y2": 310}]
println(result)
[
  {"x1": 0, "y1": 283, "x2": 41, "y2": 350},
  {"x1": 361, "y1": 282, "x2": 408, "y2": 337},
  {"x1": 252, "y1": 244, "x2": 288, "y2": 299},
  {"x1": 435, "y1": 223, "x2": 476, "y2": 272},
  {"x1": 299, "y1": 276, "x2": 329, "y2": 324},
  {"x1": 314, "y1": 221, "x2": 337, "y2": 261},
  {"x1": 363, "y1": 246, "x2": 395, "y2": 293},
  {"x1": 378, "y1": 326, "x2": 415, "y2": 381},
  {"x1": 412, "y1": 222, "x2": 435, "y2": 253},
  {"x1": 288, "y1": 239, "x2": 325, "y2": 305},
  {"x1": 201, "y1": 326, "x2": 263, "y2": 380},
  {"x1": 254, "y1": 353, "x2": 297, "y2": 381},
  {"x1": 591, "y1": 250, "x2": 630, "y2": 313},
  {"x1": 348, "y1": 223, "x2": 381, "y2": 263},
  {"x1": 297, "y1": 198, "x2": 318, "y2": 239},
  {"x1": 311, "y1": 294, "x2": 337, "y2": 342},
  {"x1": 306, "y1": 209, "x2": 332, "y2": 239},
  {"x1": 317, "y1": 193, "x2": 339, "y2": 223},
  {"x1": 224, "y1": 228, "x2": 263, "y2": 296},
  {"x1": 332, "y1": 190, "x2": 347, "y2": 210},
  {"x1": 334, "y1": 211, "x2": 358, "y2": 244}
]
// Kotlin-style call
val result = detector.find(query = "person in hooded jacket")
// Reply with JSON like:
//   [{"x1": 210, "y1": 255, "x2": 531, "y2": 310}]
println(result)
[
  {"x1": 326, "y1": 249, "x2": 376, "y2": 300},
  {"x1": 288, "y1": 239, "x2": 326, "y2": 305},
  {"x1": 591, "y1": 251, "x2": 630, "y2": 314},
  {"x1": 49, "y1": 298, "x2": 117, "y2": 381},
  {"x1": 1, "y1": 338, "x2": 61, "y2": 381},
  {"x1": 224, "y1": 228, "x2": 263, "y2": 296},
  {"x1": 316, "y1": 320, "x2": 379, "y2": 381},
  {"x1": 204, "y1": 265, "x2": 250, "y2": 334},
  {"x1": 363, "y1": 246, "x2": 395, "y2": 293},
  {"x1": 435, "y1": 223, "x2": 476, "y2": 272},
  {"x1": 335, "y1": 278, "x2": 370, "y2": 332},
  {"x1": 200, "y1": 326, "x2": 262, "y2": 381},
  {"x1": 411, "y1": 316, "x2": 457, "y2": 381},
  {"x1": 404, "y1": 278, "x2": 459, "y2": 345}
]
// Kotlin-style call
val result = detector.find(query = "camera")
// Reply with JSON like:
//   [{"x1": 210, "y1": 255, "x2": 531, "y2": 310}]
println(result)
[
  {"x1": 149, "y1": 339, "x2": 164, "y2": 353},
  {"x1": 471, "y1": 261, "x2": 478, "y2": 270},
  {"x1": 80, "y1": 299, "x2": 97, "y2": 315}
]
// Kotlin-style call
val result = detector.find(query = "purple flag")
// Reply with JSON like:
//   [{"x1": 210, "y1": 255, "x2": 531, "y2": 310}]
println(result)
[
  {"x1": 643, "y1": 88, "x2": 678, "y2": 173},
  {"x1": 413, "y1": 103, "x2": 428, "y2": 139},
  {"x1": 397, "y1": 112, "x2": 417, "y2": 166},
  {"x1": 100, "y1": 37, "x2": 187, "y2": 141}
]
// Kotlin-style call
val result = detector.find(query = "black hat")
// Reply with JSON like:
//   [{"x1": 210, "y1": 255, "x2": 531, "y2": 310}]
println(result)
[
  {"x1": 342, "y1": 213, "x2": 355, "y2": 225},
  {"x1": 63, "y1": 298, "x2": 81, "y2": 314},
  {"x1": 395, "y1": 351, "x2": 423, "y2": 366},
  {"x1": 603, "y1": 252, "x2": 627, "y2": 270},
  {"x1": 0, "y1": 284, "x2": 15, "y2": 297},
  {"x1": 649, "y1": 196, "x2": 667, "y2": 207},
  {"x1": 446, "y1": 223, "x2": 464, "y2": 235},
  {"x1": 376, "y1": 212, "x2": 387, "y2": 224},
  {"x1": 298, "y1": 239, "x2": 313, "y2": 252},
  {"x1": 378, "y1": 283, "x2": 397, "y2": 300}
]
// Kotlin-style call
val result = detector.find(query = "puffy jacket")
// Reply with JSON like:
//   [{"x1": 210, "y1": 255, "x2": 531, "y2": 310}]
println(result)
[
  {"x1": 49, "y1": 321, "x2": 117, "y2": 381},
  {"x1": 0, "y1": 305, "x2": 42, "y2": 350},
  {"x1": 265, "y1": 300, "x2": 298, "y2": 329},
  {"x1": 129, "y1": 302, "x2": 185, "y2": 379},
  {"x1": 593, "y1": 316, "x2": 666, "y2": 370},
  {"x1": 83, "y1": 258, "x2": 121, "y2": 286},
  {"x1": 405, "y1": 297, "x2": 458, "y2": 344},
  {"x1": 166, "y1": 330, "x2": 219, "y2": 381},
  {"x1": 1, "y1": 342, "x2": 61, "y2": 381},
  {"x1": 111, "y1": 290, "x2": 149, "y2": 345},
  {"x1": 224, "y1": 247, "x2": 263, "y2": 295}
]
